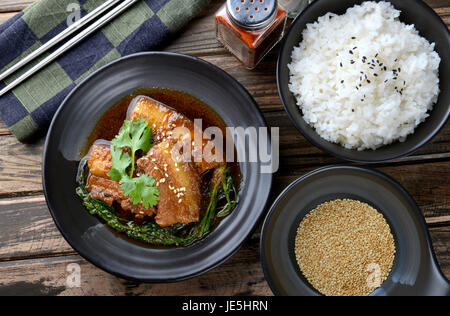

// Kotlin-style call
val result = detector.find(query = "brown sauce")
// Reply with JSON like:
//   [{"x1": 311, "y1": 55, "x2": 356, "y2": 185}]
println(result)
[{"x1": 82, "y1": 88, "x2": 242, "y2": 248}]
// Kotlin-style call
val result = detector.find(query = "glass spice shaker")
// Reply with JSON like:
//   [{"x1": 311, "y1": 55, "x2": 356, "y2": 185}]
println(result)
[
  {"x1": 279, "y1": 0, "x2": 313, "y2": 18},
  {"x1": 215, "y1": 0, "x2": 287, "y2": 69}
]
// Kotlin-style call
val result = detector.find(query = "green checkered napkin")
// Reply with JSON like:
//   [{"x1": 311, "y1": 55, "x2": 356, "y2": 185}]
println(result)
[{"x1": 0, "y1": 0, "x2": 210, "y2": 142}]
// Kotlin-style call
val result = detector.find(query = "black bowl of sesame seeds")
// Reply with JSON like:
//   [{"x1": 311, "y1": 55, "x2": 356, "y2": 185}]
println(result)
[
  {"x1": 277, "y1": 0, "x2": 450, "y2": 163},
  {"x1": 261, "y1": 166, "x2": 450, "y2": 296}
]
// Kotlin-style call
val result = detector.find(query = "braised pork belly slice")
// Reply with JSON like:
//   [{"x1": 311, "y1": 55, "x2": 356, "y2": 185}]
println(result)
[
  {"x1": 137, "y1": 140, "x2": 201, "y2": 227},
  {"x1": 86, "y1": 142, "x2": 155, "y2": 220},
  {"x1": 88, "y1": 142, "x2": 113, "y2": 179},
  {"x1": 128, "y1": 95, "x2": 224, "y2": 174},
  {"x1": 87, "y1": 175, "x2": 156, "y2": 220}
]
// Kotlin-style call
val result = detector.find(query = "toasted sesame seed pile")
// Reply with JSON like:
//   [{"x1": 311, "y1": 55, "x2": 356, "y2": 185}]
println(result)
[{"x1": 295, "y1": 199, "x2": 396, "y2": 296}]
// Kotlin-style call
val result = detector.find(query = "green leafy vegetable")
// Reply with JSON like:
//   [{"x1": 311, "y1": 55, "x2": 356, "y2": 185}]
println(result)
[
  {"x1": 107, "y1": 118, "x2": 159, "y2": 208},
  {"x1": 77, "y1": 159, "x2": 238, "y2": 247},
  {"x1": 186, "y1": 167, "x2": 238, "y2": 242}
]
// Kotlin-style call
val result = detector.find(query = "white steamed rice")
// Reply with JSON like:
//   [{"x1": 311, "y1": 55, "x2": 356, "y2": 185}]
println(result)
[{"x1": 288, "y1": 1, "x2": 441, "y2": 151}]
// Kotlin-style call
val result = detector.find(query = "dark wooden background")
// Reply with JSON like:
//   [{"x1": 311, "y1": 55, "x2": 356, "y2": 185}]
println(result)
[{"x1": 0, "y1": 0, "x2": 448, "y2": 296}]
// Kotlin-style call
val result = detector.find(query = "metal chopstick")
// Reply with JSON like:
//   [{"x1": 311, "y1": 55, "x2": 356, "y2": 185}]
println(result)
[
  {"x1": 0, "y1": 0, "x2": 139, "y2": 98},
  {"x1": 0, "y1": 0, "x2": 123, "y2": 82}
]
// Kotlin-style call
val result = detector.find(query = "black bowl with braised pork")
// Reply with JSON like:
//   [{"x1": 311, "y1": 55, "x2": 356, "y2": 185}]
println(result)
[
  {"x1": 43, "y1": 52, "x2": 272, "y2": 282},
  {"x1": 77, "y1": 90, "x2": 240, "y2": 247}
]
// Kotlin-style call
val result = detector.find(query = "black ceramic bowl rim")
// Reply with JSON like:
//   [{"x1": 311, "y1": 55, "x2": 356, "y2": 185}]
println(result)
[
  {"x1": 277, "y1": 0, "x2": 450, "y2": 163},
  {"x1": 260, "y1": 165, "x2": 448, "y2": 296},
  {"x1": 42, "y1": 52, "x2": 273, "y2": 283}
]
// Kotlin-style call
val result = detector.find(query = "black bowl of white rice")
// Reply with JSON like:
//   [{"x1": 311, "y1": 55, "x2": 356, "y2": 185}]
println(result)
[{"x1": 278, "y1": 0, "x2": 450, "y2": 162}]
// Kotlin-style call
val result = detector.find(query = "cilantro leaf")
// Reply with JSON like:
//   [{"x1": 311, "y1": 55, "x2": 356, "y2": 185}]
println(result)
[
  {"x1": 121, "y1": 174, "x2": 160, "y2": 208},
  {"x1": 108, "y1": 118, "x2": 159, "y2": 208},
  {"x1": 108, "y1": 145, "x2": 131, "y2": 181},
  {"x1": 112, "y1": 118, "x2": 152, "y2": 153},
  {"x1": 110, "y1": 118, "x2": 153, "y2": 178},
  {"x1": 127, "y1": 118, "x2": 153, "y2": 154}
]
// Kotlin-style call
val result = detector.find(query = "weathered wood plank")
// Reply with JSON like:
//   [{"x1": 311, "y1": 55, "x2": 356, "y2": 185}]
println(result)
[
  {"x1": 0, "y1": 114, "x2": 449, "y2": 197},
  {"x1": 428, "y1": 0, "x2": 450, "y2": 10},
  {"x1": 0, "y1": 196, "x2": 72, "y2": 261},
  {"x1": 0, "y1": 136, "x2": 43, "y2": 197},
  {"x1": 430, "y1": 226, "x2": 450, "y2": 274},
  {"x1": 272, "y1": 162, "x2": 450, "y2": 219},
  {"x1": 0, "y1": 226, "x2": 447, "y2": 296},
  {"x1": 263, "y1": 111, "x2": 450, "y2": 162},
  {"x1": 0, "y1": 1, "x2": 34, "y2": 13},
  {"x1": 428, "y1": 215, "x2": 450, "y2": 226},
  {"x1": 1, "y1": 156, "x2": 449, "y2": 263},
  {"x1": 0, "y1": 231, "x2": 271, "y2": 296},
  {"x1": 0, "y1": 12, "x2": 14, "y2": 24}
]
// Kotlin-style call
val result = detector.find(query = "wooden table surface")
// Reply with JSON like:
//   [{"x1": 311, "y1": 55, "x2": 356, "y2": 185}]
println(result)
[{"x1": 0, "y1": 0, "x2": 449, "y2": 296}]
